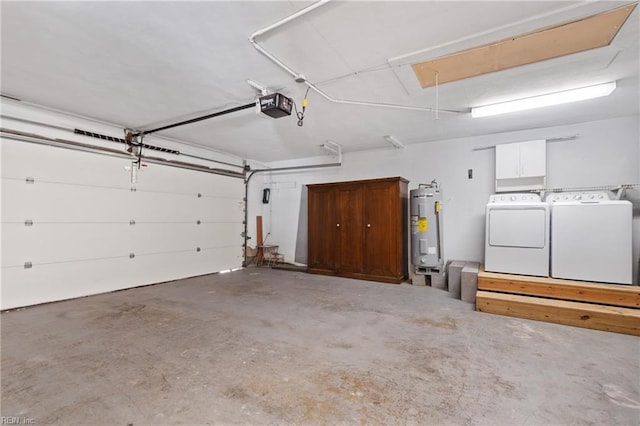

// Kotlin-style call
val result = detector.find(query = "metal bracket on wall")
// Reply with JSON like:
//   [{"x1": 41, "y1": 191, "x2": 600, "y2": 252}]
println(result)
[
  {"x1": 615, "y1": 187, "x2": 627, "y2": 200},
  {"x1": 24, "y1": 262, "x2": 33, "y2": 269},
  {"x1": 24, "y1": 219, "x2": 33, "y2": 226},
  {"x1": 129, "y1": 160, "x2": 138, "y2": 185}
]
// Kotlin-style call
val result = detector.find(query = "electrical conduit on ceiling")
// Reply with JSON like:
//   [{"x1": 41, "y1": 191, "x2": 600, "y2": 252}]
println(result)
[{"x1": 248, "y1": 0, "x2": 465, "y2": 115}]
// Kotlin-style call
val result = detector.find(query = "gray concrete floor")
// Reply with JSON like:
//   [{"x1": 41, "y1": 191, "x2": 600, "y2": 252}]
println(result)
[{"x1": 1, "y1": 268, "x2": 639, "y2": 425}]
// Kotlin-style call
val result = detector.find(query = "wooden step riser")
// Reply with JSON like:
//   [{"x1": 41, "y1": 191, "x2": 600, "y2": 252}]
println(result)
[
  {"x1": 478, "y1": 271, "x2": 640, "y2": 308},
  {"x1": 476, "y1": 291, "x2": 640, "y2": 336}
]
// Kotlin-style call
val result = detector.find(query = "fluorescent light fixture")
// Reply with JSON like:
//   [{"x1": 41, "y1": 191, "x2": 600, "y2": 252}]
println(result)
[
  {"x1": 384, "y1": 135, "x2": 405, "y2": 149},
  {"x1": 471, "y1": 81, "x2": 616, "y2": 118}
]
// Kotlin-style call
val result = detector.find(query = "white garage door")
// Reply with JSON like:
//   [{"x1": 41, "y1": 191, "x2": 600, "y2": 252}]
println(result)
[{"x1": 1, "y1": 138, "x2": 244, "y2": 309}]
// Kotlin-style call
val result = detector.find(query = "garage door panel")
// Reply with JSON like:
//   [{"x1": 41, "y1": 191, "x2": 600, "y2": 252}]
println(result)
[
  {"x1": 198, "y1": 246, "x2": 243, "y2": 271},
  {"x1": 125, "y1": 249, "x2": 241, "y2": 280},
  {"x1": 1, "y1": 239, "x2": 244, "y2": 310},
  {"x1": 197, "y1": 223, "x2": 244, "y2": 246},
  {"x1": 1, "y1": 139, "x2": 244, "y2": 309},
  {"x1": 203, "y1": 178, "x2": 245, "y2": 199},
  {"x1": 130, "y1": 224, "x2": 200, "y2": 254},
  {"x1": 1, "y1": 139, "x2": 132, "y2": 187},
  {"x1": 134, "y1": 165, "x2": 243, "y2": 197},
  {"x1": 1, "y1": 223, "x2": 132, "y2": 266},
  {"x1": 132, "y1": 191, "x2": 201, "y2": 222},
  {"x1": 132, "y1": 253, "x2": 196, "y2": 281},
  {"x1": 2, "y1": 180, "x2": 133, "y2": 222},
  {"x1": 132, "y1": 164, "x2": 181, "y2": 192},
  {"x1": 2, "y1": 258, "x2": 134, "y2": 309},
  {"x1": 135, "y1": 164, "x2": 207, "y2": 194},
  {"x1": 128, "y1": 224, "x2": 243, "y2": 257},
  {"x1": 128, "y1": 252, "x2": 207, "y2": 283},
  {"x1": 198, "y1": 197, "x2": 245, "y2": 223},
  {"x1": 1, "y1": 179, "x2": 37, "y2": 221}
]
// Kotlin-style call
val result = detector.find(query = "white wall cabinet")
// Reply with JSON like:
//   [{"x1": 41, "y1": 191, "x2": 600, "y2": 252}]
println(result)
[{"x1": 495, "y1": 139, "x2": 546, "y2": 192}]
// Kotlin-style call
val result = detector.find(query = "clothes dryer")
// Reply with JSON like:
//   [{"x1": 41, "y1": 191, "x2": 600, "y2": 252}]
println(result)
[{"x1": 546, "y1": 192, "x2": 632, "y2": 284}]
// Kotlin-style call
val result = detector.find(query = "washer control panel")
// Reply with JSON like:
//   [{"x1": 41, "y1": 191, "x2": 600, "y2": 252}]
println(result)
[
  {"x1": 545, "y1": 192, "x2": 610, "y2": 203},
  {"x1": 488, "y1": 193, "x2": 542, "y2": 203}
]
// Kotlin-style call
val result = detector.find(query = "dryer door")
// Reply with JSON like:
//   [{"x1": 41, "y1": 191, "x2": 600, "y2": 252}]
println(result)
[{"x1": 488, "y1": 207, "x2": 547, "y2": 248}]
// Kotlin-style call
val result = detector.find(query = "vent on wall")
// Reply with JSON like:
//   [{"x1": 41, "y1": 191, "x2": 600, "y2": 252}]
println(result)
[{"x1": 411, "y1": 3, "x2": 636, "y2": 88}]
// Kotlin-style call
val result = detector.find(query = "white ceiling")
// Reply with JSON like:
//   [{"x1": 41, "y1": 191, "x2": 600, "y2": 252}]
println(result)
[{"x1": 2, "y1": 1, "x2": 638, "y2": 163}]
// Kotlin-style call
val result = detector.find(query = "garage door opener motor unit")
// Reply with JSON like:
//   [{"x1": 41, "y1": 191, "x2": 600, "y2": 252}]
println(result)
[
  {"x1": 410, "y1": 181, "x2": 444, "y2": 276},
  {"x1": 259, "y1": 93, "x2": 293, "y2": 118}
]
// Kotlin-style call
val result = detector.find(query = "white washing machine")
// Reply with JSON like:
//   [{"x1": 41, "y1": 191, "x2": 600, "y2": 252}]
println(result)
[
  {"x1": 546, "y1": 192, "x2": 632, "y2": 284},
  {"x1": 485, "y1": 193, "x2": 550, "y2": 276}
]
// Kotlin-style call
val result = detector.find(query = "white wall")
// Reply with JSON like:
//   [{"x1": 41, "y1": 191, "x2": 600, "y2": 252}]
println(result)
[
  {"x1": 252, "y1": 115, "x2": 640, "y2": 283},
  {"x1": 1, "y1": 100, "x2": 247, "y2": 308}
]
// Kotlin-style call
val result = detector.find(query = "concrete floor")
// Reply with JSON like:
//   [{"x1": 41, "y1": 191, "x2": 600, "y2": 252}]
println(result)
[{"x1": 1, "y1": 268, "x2": 639, "y2": 425}]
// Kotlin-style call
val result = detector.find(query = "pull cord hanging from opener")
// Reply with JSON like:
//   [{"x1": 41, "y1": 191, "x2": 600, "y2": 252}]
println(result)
[{"x1": 294, "y1": 87, "x2": 311, "y2": 127}]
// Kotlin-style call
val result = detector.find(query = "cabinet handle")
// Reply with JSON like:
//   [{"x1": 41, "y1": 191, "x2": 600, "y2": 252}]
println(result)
[
  {"x1": 336, "y1": 223, "x2": 340, "y2": 227},
  {"x1": 367, "y1": 223, "x2": 371, "y2": 228}
]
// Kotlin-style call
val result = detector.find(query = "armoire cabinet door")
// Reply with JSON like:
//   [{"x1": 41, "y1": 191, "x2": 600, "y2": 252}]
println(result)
[
  {"x1": 307, "y1": 177, "x2": 408, "y2": 283},
  {"x1": 307, "y1": 186, "x2": 336, "y2": 272},
  {"x1": 337, "y1": 184, "x2": 364, "y2": 274},
  {"x1": 364, "y1": 181, "x2": 399, "y2": 278}
]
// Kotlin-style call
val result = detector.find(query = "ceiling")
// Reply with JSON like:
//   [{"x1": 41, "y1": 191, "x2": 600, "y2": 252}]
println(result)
[{"x1": 2, "y1": 1, "x2": 638, "y2": 163}]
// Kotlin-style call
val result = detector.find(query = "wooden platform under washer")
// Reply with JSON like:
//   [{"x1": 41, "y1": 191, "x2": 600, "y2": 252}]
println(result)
[{"x1": 476, "y1": 268, "x2": 640, "y2": 336}]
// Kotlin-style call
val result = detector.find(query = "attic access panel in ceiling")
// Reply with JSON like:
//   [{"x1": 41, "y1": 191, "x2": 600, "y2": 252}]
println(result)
[{"x1": 411, "y1": 3, "x2": 636, "y2": 88}]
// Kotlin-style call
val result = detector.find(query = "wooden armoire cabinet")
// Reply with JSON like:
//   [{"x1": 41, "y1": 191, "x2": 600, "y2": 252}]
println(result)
[{"x1": 307, "y1": 177, "x2": 408, "y2": 284}]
